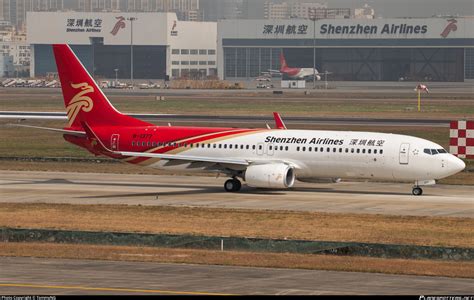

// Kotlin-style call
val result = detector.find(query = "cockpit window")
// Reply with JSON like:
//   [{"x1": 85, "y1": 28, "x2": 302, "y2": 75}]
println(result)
[{"x1": 424, "y1": 148, "x2": 448, "y2": 155}]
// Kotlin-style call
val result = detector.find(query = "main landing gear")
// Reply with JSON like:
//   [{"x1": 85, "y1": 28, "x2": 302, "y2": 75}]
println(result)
[
  {"x1": 412, "y1": 186, "x2": 423, "y2": 196},
  {"x1": 224, "y1": 178, "x2": 242, "y2": 192}
]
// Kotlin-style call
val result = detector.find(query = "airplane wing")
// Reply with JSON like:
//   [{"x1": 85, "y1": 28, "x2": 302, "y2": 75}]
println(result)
[
  {"x1": 116, "y1": 151, "x2": 250, "y2": 166},
  {"x1": 5, "y1": 123, "x2": 86, "y2": 137},
  {"x1": 267, "y1": 69, "x2": 281, "y2": 74}
]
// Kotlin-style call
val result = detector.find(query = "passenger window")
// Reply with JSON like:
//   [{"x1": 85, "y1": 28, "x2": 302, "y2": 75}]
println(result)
[
  {"x1": 351, "y1": 149, "x2": 354, "y2": 153},
  {"x1": 302, "y1": 147, "x2": 306, "y2": 152},
  {"x1": 219, "y1": 144, "x2": 222, "y2": 149},
  {"x1": 224, "y1": 144, "x2": 227, "y2": 149},
  {"x1": 345, "y1": 148, "x2": 348, "y2": 153},
  {"x1": 333, "y1": 148, "x2": 336, "y2": 153},
  {"x1": 269, "y1": 145, "x2": 273, "y2": 150},
  {"x1": 320, "y1": 147, "x2": 324, "y2": 152},
  {"x1": 356, "y1": 149, "x2": 360, "y2": 154},
  {"x1": 285, "y1": 146, "x2": 289, "y2": 151},
  {"x1": 368, "y1": 149, "x2": 371, "y2": 154},
  {"x1": 362, "y1": 149, "x2": 366, "y2": 154},
  {"x1": 240, "y1": 145, "x2": 244, "y2": 150},
  {"x1": 259, "y1": 145, "x2": 263, "y2": 150},
  {"x1": 229, "y1": 144, "x2": 233, "y2": 149},
  {"x1": 308, "y1": 147, "x2": 312, "y2": 152},
  {"x1": 207, "y1": 144, "x2": 211, "y2": 148},
  {"x1": 132, "y1": 141, "x2": 135, "y2": 146},
  {"x1": 297, "y1": 147, "x2": 300, "y2": 151},
  {"x1": 380, "y1": 150, "x2": 384, "y2": 154},
  {"x1": 246, "y1": 145, "x2": 250, "y2": 150},
  {"x1": 253, "y1": 145, "x2": 256, "y2": 150},
  {"x1": 339, "y1": 148, "x2": 342, "y2": 153},
  {"x1": 327, "y1": 147, "x2": 330, "y2": 152},
  {"x1": 142, "y1": 142, "x2": 146, "y2": 146},
  {"x1": 374, "y1": 149, "x2": 378, "y2": 154}
]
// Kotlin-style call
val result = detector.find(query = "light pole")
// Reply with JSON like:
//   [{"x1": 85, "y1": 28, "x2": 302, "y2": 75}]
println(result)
[
  {"x1": 114, "y1": 68, "x2": 119, "y2": 86},
  {"x1": 127, "y1": 17, "x2": 137, "y2": 88},
  {"x1": 309, "y1": 8, "x2": 317, "y2": 89}
]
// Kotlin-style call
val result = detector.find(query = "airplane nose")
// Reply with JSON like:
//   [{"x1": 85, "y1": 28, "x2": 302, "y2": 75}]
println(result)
[{"x1": 450, "y1": 156, "x2": 466, "y2": 173}]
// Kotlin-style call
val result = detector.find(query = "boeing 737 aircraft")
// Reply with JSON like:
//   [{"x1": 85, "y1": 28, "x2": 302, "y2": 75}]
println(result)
[
  {"x1": 11, "y1": 44, "x2": 465, "y2": 195},
  {"x1": 264, "y1": 53, "x2": 323, "y2": 81}
]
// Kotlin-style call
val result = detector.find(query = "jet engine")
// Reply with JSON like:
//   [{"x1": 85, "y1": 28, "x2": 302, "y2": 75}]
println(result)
[{"x1": 245, "y1": 163, "x2": 295, "y2": 189}]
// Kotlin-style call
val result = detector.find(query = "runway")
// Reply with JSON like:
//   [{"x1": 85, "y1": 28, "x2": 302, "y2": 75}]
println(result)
[
  {"x1": 0, "y1": 257, "x2": 472, "y2": 295},
  {"x1": 1, "y1": 171, "x2": 473, "y2": 217}
]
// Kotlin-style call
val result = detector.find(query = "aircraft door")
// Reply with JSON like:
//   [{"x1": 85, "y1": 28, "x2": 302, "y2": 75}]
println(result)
[
  {"x1": 399, "y1": 143, "x2": 410, "y2": 165},
  {"x1": 111, "y1": 134, "x2": 120, "y2": 151}
]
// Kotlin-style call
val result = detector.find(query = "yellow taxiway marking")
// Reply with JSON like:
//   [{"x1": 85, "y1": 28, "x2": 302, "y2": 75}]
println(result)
[{"x1": 0, "y1": 283, "x2": 233, "y2": 295}]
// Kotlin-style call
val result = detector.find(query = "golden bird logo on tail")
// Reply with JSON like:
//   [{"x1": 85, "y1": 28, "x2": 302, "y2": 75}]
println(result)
[{"x1": 66, "y1": 82, "x2": 94, "y2": 127}]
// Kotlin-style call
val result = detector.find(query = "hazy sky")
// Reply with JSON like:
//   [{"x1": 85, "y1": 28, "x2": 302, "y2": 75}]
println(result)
[
  {"x1": 260, "y1": 0, "x2": 474, "y2": 18},
  {"x1": 326, "y1": 0, "x2": 474, "y2": 17}
]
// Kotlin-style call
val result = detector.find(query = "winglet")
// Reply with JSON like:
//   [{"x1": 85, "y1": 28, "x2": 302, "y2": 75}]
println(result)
[{"x1": 273, "y1": 112, "x2": 287, "y2": 130}]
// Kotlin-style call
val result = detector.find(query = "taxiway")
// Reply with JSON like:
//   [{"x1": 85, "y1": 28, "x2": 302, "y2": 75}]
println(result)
[
  {"x1": 0, "y1": 257, "x2": 472, "y2": 295},
  {"x1": 1, "y1": 171, "x2": 473, "y2": 217}
]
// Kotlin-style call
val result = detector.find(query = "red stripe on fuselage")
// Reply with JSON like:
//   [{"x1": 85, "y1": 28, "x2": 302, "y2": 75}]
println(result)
[{"x1": 121, "y1": 126, "x2": 261, "y2": 165}]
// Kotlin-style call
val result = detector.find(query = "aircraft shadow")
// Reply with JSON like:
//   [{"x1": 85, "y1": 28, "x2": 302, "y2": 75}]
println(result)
[
  {"x1": 290, "y1": 187, "x2": 408, "y2": 196},
  {"x1": 3, "y1": 178, "x2": 408, "y2": 197}
]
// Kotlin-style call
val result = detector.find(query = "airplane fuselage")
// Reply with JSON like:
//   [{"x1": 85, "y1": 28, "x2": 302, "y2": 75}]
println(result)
[
  {"x1": 76, "y1": 126, "x2": 464, "y2": 184},
  {"x1": 282, "y1": 67, "x2": 321, "y2": 80}
]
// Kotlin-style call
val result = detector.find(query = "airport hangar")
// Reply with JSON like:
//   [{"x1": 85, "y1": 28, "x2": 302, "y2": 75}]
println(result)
[
  {"x1": 27, "y1": 12, "x2": 217, "y2": 80},
  {"x1": 218, "y1": 17, "x2": 474, "y2": 82}
]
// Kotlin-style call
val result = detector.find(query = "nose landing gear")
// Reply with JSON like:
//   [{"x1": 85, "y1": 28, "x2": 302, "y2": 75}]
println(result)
[
  {"x1": 412, "y1": 186, "x2": 423, "y2": 196},
  {"x1": 224, "y1": 178, "x2": 242, "y2": 192}
]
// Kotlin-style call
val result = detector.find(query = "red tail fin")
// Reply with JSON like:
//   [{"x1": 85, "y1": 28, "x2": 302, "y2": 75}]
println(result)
[
  {"x1": 53, "y1": 44, "x2": 150, "y2": 129},
  {"x1": 280, "y1": 52, "x2": 288, "y2": 71}
]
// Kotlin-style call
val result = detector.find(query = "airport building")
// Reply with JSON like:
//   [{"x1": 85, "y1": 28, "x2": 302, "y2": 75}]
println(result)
[
  {"x1": 218, "y1": 17, "x2": 474, "y2": 82},
  {"x1": 27, "y1": 11, "x2": 217, "y2": 79}
]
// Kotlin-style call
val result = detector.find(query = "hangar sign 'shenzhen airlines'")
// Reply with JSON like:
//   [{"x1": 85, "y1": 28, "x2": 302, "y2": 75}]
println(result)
[
  {"x1": 11, "y1": 45, "x2": 466, "y2": 196},
  {"x1": 262, "y1": 23, "x2": 430, "y2": 36}
]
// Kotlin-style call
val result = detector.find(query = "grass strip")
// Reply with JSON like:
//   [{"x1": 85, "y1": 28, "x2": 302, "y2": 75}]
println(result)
[{"x1": 1, "y1": 203, "x2": 472, "y2": 248}]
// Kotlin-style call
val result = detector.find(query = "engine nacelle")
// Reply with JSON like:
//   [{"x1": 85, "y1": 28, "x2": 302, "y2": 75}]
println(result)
[{"x1": 245, "y1": 164, "x2": 295, "y2": 189}]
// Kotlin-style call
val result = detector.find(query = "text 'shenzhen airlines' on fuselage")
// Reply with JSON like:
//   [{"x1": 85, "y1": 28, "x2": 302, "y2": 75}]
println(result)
[{"x1": 16, "y1": 44, "x2": 465, "y2": 196}]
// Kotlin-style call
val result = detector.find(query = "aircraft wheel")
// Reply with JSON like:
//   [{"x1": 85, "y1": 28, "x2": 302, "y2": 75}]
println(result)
[
  {"x1": 412, "y1": 187, "x2": 423, "y2": 196},
  {"x1": 224, "y1": 178, "x2": 241, "y2": 192}
]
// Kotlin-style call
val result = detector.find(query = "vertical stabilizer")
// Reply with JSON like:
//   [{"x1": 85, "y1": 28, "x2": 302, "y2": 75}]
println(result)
[{"x1": 53, "y1": 44, "x2": 151, "y2": 129}]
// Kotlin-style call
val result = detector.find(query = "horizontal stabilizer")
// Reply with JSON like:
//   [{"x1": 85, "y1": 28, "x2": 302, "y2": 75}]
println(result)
[{"x1": 6, "y1": 123, "x2": 86, "y2": 137}]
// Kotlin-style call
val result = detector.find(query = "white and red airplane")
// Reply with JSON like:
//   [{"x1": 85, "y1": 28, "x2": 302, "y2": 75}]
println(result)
[
  {"x1": 9, "y1": 45, "x2": 466, "y2": 196},
  {"x1": 264, "y1": 52, "x2": 323, "y2": 81}
]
